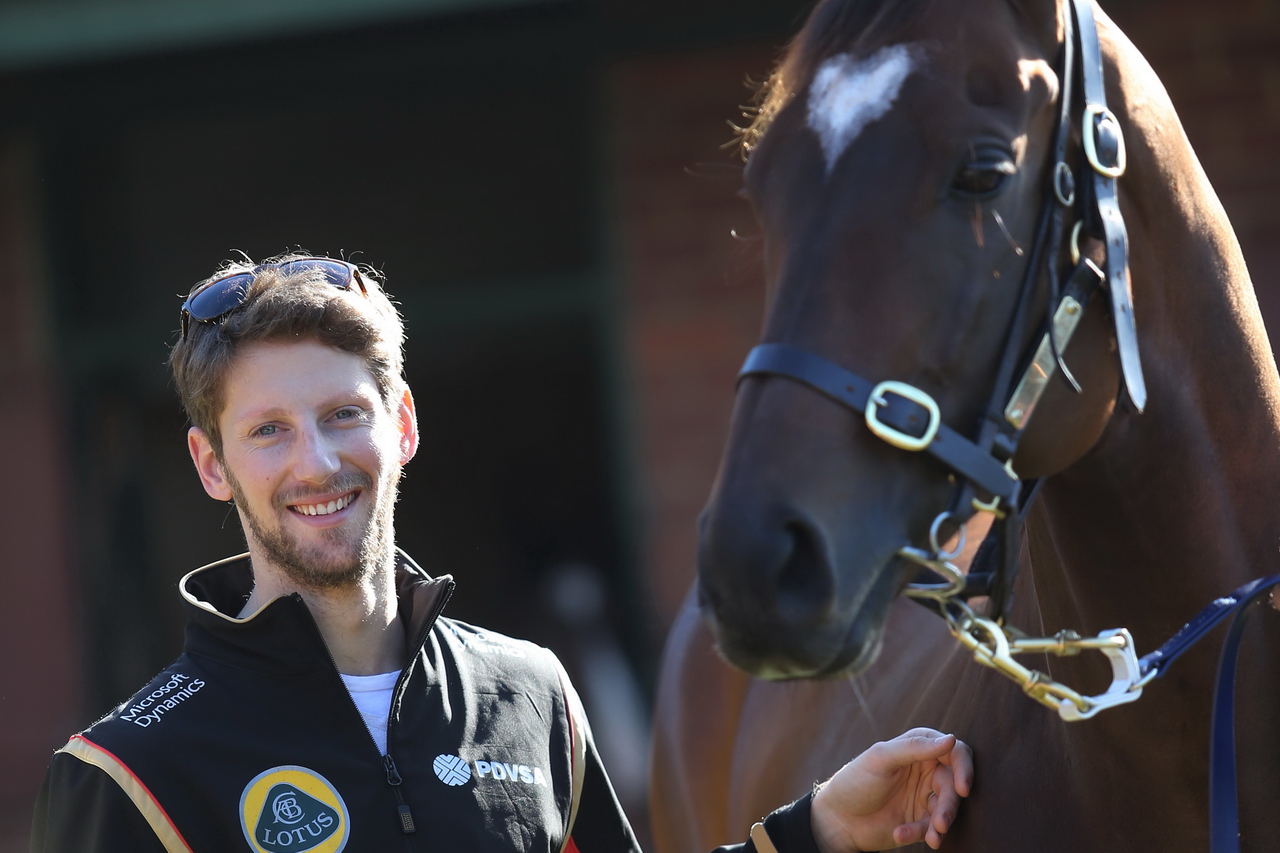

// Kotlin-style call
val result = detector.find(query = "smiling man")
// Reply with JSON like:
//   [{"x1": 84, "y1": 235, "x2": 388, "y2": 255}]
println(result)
[{"x1": 31, "y1": 255, "x2": 971, "y2": 852}]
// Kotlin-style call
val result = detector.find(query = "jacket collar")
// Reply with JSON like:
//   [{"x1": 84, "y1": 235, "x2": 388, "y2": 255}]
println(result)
[{"x1": 179, "y1": 549, "x2": 455, "y2": 675}]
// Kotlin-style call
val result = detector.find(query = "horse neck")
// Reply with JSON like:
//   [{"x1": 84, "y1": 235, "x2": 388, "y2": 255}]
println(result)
[{"x1": 1023, "y1": 16, "x2": 1280, "y2": 642}]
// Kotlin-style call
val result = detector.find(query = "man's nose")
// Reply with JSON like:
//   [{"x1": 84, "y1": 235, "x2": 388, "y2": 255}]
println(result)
[{"x1": 294, "y1": 427, "x2": 341, "y2": 483}]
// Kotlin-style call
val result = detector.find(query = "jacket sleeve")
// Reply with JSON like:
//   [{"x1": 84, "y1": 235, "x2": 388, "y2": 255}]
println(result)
[
  {"x1": 564, "y1": 728, "x2": 824, "y2": 853},
  {"x1": 709, "y1": 794, "x2": 825, "y2": 853},
  {"x1": 31, "y1": 750, "x2": 172, "y2": 853},
  {"x1": 561, "y1": 731, "x2": 645, "y2": 853}
]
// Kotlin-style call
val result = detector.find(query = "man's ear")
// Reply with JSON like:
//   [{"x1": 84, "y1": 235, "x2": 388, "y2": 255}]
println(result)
[
  {"x1": 189, "y1": 427, "x2": 234, "y2": 502},
  {"x1": 397, "y1": 387, "x2": 419, "y2": 466}
]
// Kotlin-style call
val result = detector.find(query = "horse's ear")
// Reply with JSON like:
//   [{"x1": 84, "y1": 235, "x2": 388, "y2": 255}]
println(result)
[{"x1": 1006, "y1": 0, "x2": 1065, "y2": 56}]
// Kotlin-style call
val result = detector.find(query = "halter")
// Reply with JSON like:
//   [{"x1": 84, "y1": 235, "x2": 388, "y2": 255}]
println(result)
[
  {"x1": 736, "y1": 0, "x2": 1145, "y2": 719},
  {"x1": 732, "y1": 4, "x2": 1278, "y2": 846}
]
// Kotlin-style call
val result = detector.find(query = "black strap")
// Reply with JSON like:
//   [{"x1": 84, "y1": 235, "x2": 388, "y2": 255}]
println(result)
[
  {"x1": 739, "y1": 344, "x2": 1019, "y2": 501},
  {"x1": 1072, "y1": 0, "x2": 1147, "y2": 412}
]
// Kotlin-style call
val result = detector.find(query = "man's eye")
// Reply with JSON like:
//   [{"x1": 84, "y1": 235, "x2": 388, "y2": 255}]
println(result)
[{"x1": 253, "y1": 424, "x2": 278, "y2": 437}]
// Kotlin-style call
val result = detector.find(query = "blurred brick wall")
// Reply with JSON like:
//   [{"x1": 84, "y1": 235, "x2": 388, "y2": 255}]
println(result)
[
  {"x1": 0, "y1": 139, "x2": 80, "y2": 851},
  {"x1": 608, "y1": 45, "x2": 776, "y2": 630}
]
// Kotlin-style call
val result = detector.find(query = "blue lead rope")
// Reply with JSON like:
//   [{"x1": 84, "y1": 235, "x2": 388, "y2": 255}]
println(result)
[{"x1": 1135, "y1": 575, "x2": 1280, "y2": 853}]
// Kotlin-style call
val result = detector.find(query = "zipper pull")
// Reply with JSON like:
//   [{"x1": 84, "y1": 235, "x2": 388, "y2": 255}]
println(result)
[{"x1": 383, "y1": 754, "x2": 417, "y2": 834}]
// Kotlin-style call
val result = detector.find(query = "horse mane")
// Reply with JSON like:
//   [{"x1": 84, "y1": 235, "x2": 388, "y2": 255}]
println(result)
[{"x1": 738, "y1": 0, "x2": 942, "y2": 156}]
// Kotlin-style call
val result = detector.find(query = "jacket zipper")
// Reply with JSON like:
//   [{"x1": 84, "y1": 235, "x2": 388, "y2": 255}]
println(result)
[
  {"x1": 303, "y1": 577, "x2": 453, "y2": 841},
  {"x1": 379, "y1": 579, "x2": 453, "y2": 837},
  {"x1": 383, "y1": 753, "x2": 416, "y2": 833}
]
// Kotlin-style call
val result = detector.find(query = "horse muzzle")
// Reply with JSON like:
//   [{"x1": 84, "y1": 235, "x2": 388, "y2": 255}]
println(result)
[{"x1": 695, "y1": 504, "x2": 903, "y2": 679}]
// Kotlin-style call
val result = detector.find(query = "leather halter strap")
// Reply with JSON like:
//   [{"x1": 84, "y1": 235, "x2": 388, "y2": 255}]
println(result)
[
  {"x1": 739, "y1": 344, "x2": 1019, "y2": 501},
  {"x1": 1075, "y1": 0, "x2": 1146, "y2": 412}
]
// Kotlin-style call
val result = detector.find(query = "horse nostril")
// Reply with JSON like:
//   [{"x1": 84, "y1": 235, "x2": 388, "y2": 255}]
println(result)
[{"x1": 774, "y1": 521, "x2": 835, "y2": 624}]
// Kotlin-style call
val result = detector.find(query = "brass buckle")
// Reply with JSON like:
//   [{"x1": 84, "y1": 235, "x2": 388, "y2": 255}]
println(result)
[
  {"x1": 1083, "y1": 104, "x2": 1126, "y2": 178},
  {"x1": 865, "y1": 381, "x2": 940, "y2": 451}
]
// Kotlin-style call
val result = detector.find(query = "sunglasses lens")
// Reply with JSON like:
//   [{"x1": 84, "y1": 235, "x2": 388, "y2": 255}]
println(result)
[
  {"x1": 184, "y1": 274, "x2": 254, "y2": 322},
  {"x1": 274, "y1": 259, "x2": 355, "y2": 288}
]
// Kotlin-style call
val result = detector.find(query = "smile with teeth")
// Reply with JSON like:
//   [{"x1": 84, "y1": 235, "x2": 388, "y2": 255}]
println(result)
[{"x1": 289, "y1": 491, "x2": 358, "y2": 517}]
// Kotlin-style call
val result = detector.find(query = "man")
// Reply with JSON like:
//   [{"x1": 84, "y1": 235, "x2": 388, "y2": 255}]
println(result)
[{"x1": 32, "y1": 255, "x2": 972, "y2": 852}]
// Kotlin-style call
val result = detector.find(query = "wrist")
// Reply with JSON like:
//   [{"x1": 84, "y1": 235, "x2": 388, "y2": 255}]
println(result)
[{"x1": 810, "y1": 785, "x2": 862, "y2": 853}]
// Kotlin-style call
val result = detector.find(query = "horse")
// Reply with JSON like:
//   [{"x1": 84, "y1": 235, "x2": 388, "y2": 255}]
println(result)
[{"x1": 650, "y1": 1, "x2": 1280, "y2": 851}]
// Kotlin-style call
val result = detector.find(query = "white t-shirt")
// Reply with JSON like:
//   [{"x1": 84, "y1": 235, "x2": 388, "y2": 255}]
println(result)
[{"x1": 340, "y1": 671, "x2": 399, "y2": 755}]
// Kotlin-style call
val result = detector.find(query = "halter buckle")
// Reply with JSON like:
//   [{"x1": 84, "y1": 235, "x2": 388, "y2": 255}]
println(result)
[
  {"x1": 865, "y1": 381, "x2": 940, "y2": 451},
  {"x1": 1083, "y1": 103, "x2": 1126, "y2": 179}
]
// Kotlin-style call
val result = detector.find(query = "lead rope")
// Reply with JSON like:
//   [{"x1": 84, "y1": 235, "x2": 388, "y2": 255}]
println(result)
[{"x1": 1206, "y1": 577, "x2": 1280, "y2": 853}]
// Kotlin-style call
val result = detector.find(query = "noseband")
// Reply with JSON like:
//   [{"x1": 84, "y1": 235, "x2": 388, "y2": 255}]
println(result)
[{"x1": 737, "y1": 0, "x2": 1145, "y2": 720}]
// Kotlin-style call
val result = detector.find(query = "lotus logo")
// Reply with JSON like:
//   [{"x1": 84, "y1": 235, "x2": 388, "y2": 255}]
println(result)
[{"x1": 240, "y1": 766, "x2": 348, "y2": 853}]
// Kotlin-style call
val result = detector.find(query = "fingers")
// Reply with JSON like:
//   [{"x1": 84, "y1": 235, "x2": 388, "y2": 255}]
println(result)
[
  {"x1": 892, "y1": 816, "x2": 931, "y2": 847},
  {"x1": 892, "y1": 813, "x2": 949, "y2": 851},
  {"x1": 867, "y1": 730, "x2": 957, "y2": 773},
  {"x1": 895, "y1": 728, "x2": 974, "y2": 798},
  {"x1": 929, "y1": 766, "x2": 961, "y2": 834},
  {"x1": 941, "y1": 736, "x2": 974, "y2": 797}
]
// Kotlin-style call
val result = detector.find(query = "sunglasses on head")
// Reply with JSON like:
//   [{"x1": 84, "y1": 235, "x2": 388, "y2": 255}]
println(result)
[{"x1": 179, "y1": 257, "x2": 369, "y2": 339}]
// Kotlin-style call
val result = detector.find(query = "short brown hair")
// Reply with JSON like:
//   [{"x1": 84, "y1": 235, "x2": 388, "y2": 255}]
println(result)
[{"x1": 169, "y1": 254, "x2": 406, "y2": 455}]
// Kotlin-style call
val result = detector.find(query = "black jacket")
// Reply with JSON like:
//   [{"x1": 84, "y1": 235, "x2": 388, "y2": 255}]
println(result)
[{"x1": 31, "y1": 552, "x2": 817, "y2": 853}]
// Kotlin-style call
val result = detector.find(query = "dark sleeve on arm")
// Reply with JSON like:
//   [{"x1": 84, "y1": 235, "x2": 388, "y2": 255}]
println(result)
[
  {"x1": 562, "y1": 734, "x2": 644, "y2": 853},
  {"x1": 710, "y1": 793, "x2": 825, "y2": 853},
  {"x1": 30, "y1": 752, "x2": 169, "y2": 853}
]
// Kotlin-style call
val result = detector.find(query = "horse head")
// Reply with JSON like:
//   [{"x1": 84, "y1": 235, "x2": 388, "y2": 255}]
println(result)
[{"x1": 697, "y1": 0, "x2": 1136, "y2": 679}]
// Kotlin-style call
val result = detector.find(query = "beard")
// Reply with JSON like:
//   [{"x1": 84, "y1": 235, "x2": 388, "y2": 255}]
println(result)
[{"x1": 224, "y1": 466, "x2": 399, "y2": 592}]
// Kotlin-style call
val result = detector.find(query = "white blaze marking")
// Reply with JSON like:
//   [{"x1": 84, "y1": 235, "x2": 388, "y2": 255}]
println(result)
[{"x1": 806, "y1": 44, "x2": 918, "y2": 174}]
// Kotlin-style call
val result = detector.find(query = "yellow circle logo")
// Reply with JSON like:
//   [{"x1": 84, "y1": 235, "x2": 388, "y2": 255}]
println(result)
[{"x1": 239, "y1": 766, "x2": 349, "y2": 853}]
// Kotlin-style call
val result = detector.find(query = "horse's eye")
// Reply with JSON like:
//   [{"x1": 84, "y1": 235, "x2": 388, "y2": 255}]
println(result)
[{"x1": 951, "y1": 151, "x2": 1016, "y2": 200}]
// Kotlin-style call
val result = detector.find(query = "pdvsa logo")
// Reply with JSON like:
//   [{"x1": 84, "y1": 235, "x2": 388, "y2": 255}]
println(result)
[
  {"x1": 240, "y1": 766, "x2": 349, "y2": 853},
  {"x1": 433, "y1": 753, "x2": 549, "y2": 787}
]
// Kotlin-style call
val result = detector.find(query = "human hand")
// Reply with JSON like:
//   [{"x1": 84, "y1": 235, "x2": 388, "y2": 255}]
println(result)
[{"x1": 809, "y1": 728, "x2": 973, "y2": 852}]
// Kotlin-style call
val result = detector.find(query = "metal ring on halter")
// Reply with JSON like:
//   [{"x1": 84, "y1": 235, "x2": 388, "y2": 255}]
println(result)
[
  {"x1": 929, "y1": 512, "x2": 966, "y2": 560},
  {"x1": 971, "y1": 494, "x2": 1007, "y2": 519},
  {"x1": 1053, "y1": 161, "x2": 1076, "y2": 206},
  {"x1": 1070, "y1": 220, "x2": 1085, "y2": 265},
  {"x1": 899, "y1": 546, "x2": 967, "y2": 600}
]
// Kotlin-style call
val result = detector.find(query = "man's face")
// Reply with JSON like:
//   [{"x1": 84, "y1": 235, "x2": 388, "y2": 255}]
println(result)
[{"x1": 188, "y1": 338, "x2": 417, "y2": 591}]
